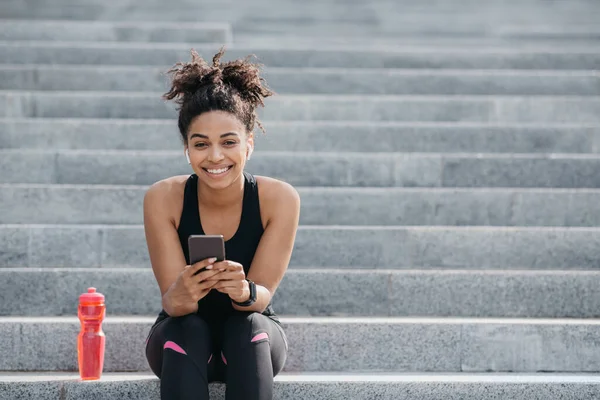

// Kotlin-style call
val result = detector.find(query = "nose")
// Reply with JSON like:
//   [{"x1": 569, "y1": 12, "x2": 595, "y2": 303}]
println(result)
[{"x1": 207, "y1": 145, "x2": 224, "y2": 162}]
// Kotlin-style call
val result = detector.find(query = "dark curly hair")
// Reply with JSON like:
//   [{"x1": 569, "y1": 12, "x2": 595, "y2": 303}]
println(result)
[{"x1": 163, "y1": 47, "x2": 274, "y2": 142}]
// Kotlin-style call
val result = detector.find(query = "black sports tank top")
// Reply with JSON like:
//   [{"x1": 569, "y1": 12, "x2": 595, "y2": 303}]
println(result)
[{"x1": 153, "y1": 171, "x2": 280, "y2": 327}]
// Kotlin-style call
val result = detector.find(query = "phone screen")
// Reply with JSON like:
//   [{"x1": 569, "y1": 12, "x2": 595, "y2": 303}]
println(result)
[{"x1": 188, "y1": 235, "x2": 226, "y2": 270}]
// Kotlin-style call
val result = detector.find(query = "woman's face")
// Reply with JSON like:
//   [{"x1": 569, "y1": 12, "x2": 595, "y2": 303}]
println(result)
[{"x1": 185, "y1": 110, "x2": 253, "y2": 190}]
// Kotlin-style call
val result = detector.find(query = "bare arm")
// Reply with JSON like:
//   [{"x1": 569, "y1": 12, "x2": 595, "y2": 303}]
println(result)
[
  {"x1": 144, "y1": 180, "x2": 219, "y2": 317},
  {"x1": 231, "y1": 180, "x2": 301, "y2": 312}
]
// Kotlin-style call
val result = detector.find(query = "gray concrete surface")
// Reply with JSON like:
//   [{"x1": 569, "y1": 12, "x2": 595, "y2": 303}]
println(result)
[
  {"x1": 3, "y1": 372, "x2": 600, "y2": 400},
  {"x1": 0, "y1": 268, "x2": 599, "y2": 318},
  {"x1": 2, "y1": 224, "x2": 600, "y2": 269},
  {"x1": 1, "y1": 0, "x2": 599, "y2": 394},
  {"x1": 2, "y1": 92, "x2": 599, "y2": 122},
  {"x1": 0, "y1": 20, "x2": 231, "y2": 43},
  {"x1": 2, "y1": 42, "x2": 599, "y2": 69},
  {"x1": 5, "y1": 184, "x2": 600, "y2": 226},
  {"x1": 5, "y1": 150, "x2": 600, "y2": 188},
  {"x1": 1, "y1": 317, "x2": 600, "y2": 373},
  {"x1": 1, "y1": 119, "x2": 599, "y2": 153},
  {"x1": 2, "y1": 65, "x2": 599, "y2": 95},
  {"x1": 2, "y1": 0, "x2": 599, "y2": 29}
]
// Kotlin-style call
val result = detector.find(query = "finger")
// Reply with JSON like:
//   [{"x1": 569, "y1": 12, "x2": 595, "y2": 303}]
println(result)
[
  {"x1": 192, "y1": 268, "x2": 222, "y2": 284},
  {"x1": 213, "y1": 288, "x2": 236, "y2": 295},
  {"x1": 212, "y1": 280, "x2": 243, "y2": 290},
  {"x1": 213, "y1": 260, "x2": 243, "y2": 272},
  {"x1": 214, "y1": 287, "x2": 232, "y2": 295},
  {"x1": 200, "y1": 270, "x2": 228, "y2": 283},
  {"x1": 191, "y1": 276, "x2": 220, "y2": 293},
  {"x1": 194, "y1": 257, "x2": 218, "y2": 270},
  {"x1": 209, "y1": 270, "x2": 245, "y2": 281},
  {"x1": 197, "y1": 278, "x2": 220, "y2": 291},
  {"x1": 187, "y1": 257, "x2": 218, "y2": 276}
]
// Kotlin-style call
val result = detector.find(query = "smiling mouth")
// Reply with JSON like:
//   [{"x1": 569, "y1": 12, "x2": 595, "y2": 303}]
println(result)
[{"x1": 202, "y1": 166, "x2": 233, "y2": 175}]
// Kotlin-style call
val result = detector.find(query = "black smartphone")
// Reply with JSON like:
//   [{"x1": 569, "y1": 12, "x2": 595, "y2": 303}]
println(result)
[{"x1": 188, "y1": 235, "x2": 226, "y2": 274}]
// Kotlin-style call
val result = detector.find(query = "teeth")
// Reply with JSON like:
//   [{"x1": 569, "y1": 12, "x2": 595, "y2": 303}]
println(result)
[{"x1": 206, "y1": 167, "x2": 229, "y2": 174}]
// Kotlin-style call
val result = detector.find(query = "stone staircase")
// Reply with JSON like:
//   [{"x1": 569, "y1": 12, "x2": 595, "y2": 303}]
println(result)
[{"x1": 1, "y1": 0, "x2": 600, "y2": 399}]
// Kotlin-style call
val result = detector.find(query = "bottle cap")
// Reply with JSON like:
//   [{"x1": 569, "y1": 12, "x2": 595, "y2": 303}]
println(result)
[{"x1": 79, "y1": 287, "x2": 105, "y2": 305}]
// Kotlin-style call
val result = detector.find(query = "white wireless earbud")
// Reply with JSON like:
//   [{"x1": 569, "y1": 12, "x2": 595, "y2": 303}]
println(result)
[
  {"x1": 247, "y1": 144, "x2": 253, "y2": 161},
  {"x1": 185, "y1": 149, "x2": 191, "y2": 164}
]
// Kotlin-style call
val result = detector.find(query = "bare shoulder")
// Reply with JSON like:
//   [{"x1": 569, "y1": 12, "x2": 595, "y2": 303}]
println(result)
[
  {"x1": 144, "y1": 175, "x2": 189, "y2": 225},
  {"x1": 256, "y1": 175, "x2": 300, "y2": 205},
  {"x1": 145, "y1": 175, "x2": 189, "y2": 203},
  {"x1": 255, "y1": 175, "x2": 301, "y2": 224}
]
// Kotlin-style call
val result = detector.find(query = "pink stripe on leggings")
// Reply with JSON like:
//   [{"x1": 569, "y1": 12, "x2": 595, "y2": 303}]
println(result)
[
  {"x1": 221, "y1": 351, "x2": 227, "y2": 365},
  {"x1": 208, "y1": 354, "x2": 213, "y2": 364},
  {"x1": 163, "y1": 341, "x2": 187, "y2": 355},
  {"x1": 251, "y1": 332, "x2": 269, "y2": 342}
]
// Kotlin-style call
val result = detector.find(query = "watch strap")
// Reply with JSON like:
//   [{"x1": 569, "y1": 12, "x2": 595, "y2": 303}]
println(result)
[{"x1": 232, "y1": 279, "x2": 256, "y2": 307}]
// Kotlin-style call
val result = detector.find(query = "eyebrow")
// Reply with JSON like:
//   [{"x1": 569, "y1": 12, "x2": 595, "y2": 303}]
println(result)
[{"x1": 189, "y1": 132, "x2": 240, "y2": 140}]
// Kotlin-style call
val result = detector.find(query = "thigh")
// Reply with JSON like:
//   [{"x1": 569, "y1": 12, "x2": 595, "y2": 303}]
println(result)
[
  {"x1": 221, "y1": 312, "x2": 288, "y2": 375},
  {"x1": 145, "y1": 314, "x2": 215, "y2": 378}
]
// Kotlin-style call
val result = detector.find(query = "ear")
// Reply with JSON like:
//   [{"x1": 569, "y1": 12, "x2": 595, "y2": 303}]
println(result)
[{"x1": 246, "y1": 135, "x2": 254, "y2": 161}]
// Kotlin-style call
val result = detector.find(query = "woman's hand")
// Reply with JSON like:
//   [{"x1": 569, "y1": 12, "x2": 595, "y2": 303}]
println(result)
[
  {"x1": 163, "y1": 257, "x2": 222, "y2": 315},
  {"x1": 210, "y1": 260, "x2": 250, "y2": 303}
]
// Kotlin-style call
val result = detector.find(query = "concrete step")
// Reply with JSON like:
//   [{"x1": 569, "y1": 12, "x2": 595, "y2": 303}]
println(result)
[
  {"x1": 1, "y1": 0, "x2": 596, "y2": 15},
  {"x1": 3, "y1": 92, "x2": 598, "y2": 122},
  {"x1": 1, "y1": 267, "x2": 598, "y2": 318},
  {"x1": 1, "y1": 119, "x2": 599, "y2": 153},
  {"x1": 1, "y1": 42, "x2": 599, "y2": 70},
  {"x1": 3, "y1": 65, "x2": 599, "y2": 95},
  {"x1": 4, "y1": 184, "x2": 600, "y2": 227},
  {"x1": 229, "y1": 24, "x2": 600, "y2": 47},
  {"x1": 2, "y1": 372, "x2": 600, "y2": 400},
  {"x1": 234, "y1": 34, "x2": 600, "y2": 48},
  {"x1": 1, "y1": 224, "x2": 600, "y2": 269},
  {"x1": 3, "y1": 20, "x2": 600, "y2": 47},
  {"x1": 3, "y1": 373, "x2": 600, "y2": 400},
  {"x1": 1, "y1": 0, "x2": 598, "y2": 26},
  {"x1": 4, "y1": 149, "x2": 600, "y2": 188},
  {"x1": 1, "y1": 316, "x2": 599, "y2": 372},
  {"x1": 0, "y1": 20, "x2": 231, "y2": 43},
  {"x1": 10, "y1": 16, "x2": 590, "y2": 39}
]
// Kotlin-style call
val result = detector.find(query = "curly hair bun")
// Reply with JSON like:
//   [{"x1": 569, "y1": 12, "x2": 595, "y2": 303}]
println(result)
[{"x1": 163, "y1": 46, "x2": 273, "y2": 108}]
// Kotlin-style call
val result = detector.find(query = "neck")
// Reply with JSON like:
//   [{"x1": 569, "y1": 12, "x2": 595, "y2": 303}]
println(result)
[{"x1": 197, "y1": 172, "x2": 245, "y2": 210}]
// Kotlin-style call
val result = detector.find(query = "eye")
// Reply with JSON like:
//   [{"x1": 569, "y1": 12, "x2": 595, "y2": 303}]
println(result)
[
  {"x1": 194, "y1": 142, "x2": 207, "y2": 148},
  {"x1": 224, "y1": 140, "x2": 238, "y2": 146}
]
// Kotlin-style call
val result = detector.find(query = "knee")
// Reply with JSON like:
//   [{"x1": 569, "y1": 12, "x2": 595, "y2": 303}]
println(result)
[
  {"x1": 153, "y1": 314, "x2": 210, "y2": 343},
  {"x1": 224, "y1": 312, "x2": 264, "y2": 333},
  {"x1": 177, "y1": 313, "x2": 210, "y2": 334},
  {"x1": 224, "y1": 311, "x2": 256, "y2": 328},
  {"x1": 223, "y1": 312, "x2": 265, "y2": 348}
]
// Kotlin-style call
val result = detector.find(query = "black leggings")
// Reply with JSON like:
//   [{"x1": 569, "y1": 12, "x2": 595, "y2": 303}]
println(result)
[{"x1": 145, "y1": 311, "x2": 288, "y2": 400}]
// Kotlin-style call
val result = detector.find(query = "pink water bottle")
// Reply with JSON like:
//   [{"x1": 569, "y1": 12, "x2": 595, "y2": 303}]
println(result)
[{"x1": 77, "y1": 287, "x2": 106, "y2": 380}]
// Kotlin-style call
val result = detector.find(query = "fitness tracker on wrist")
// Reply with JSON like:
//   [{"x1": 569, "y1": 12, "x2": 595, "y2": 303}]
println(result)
[{"x1": 232, "y1": 279, "x2": 256, "y2": 307}]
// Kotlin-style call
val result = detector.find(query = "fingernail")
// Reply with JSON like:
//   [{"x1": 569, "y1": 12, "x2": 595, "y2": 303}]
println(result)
[
  {"x1": 205, "y1": 265, "x2": 213, "y2": 270},
  {"x1": 208, "y1": 257, "x2": 217, "y2": 263},
  {"x1": 219, "y1": 268, "x2": 225, "y2": 271}
]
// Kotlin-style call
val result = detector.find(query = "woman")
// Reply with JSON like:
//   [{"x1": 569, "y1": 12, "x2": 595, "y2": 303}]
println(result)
[{"x1": 143, "y1": 47, "x2": 300, "y2": 400}]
